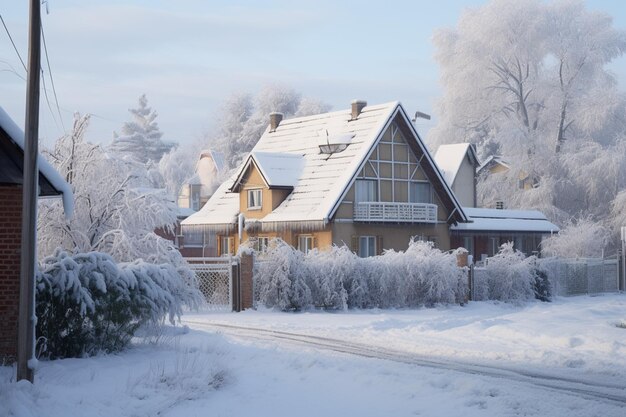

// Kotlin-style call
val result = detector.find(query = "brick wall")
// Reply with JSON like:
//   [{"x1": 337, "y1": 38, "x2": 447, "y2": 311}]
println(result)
[{"x1": 0, "y1": 185, "x2": 22, "y2": 363}]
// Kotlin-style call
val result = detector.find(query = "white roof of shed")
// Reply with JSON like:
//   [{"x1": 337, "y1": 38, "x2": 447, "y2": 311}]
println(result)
[
  {"x1": 0, "y1": 106, "x2": 73, "y2": 219},
  {"x1": 451, "y1": 207, "x2": 559, "y2": 233},
  {"x1": 433, "y1": 143, "x2": 477, "y2": 187}
]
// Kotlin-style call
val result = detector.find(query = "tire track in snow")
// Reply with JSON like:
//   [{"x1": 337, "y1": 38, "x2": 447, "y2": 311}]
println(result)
[{"x1": 185, "y1": 320, "x2": 626, "y2": 407}]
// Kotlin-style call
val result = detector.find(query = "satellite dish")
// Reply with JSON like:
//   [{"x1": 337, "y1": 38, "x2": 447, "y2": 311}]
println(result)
[{"x1": 318, "y1": 129, "x2": 354, "y2": 155}]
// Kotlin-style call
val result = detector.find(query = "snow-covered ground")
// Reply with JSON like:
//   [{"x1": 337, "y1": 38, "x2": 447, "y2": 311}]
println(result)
[{"x1": 2, "y1": 295, "x2": 625, "y2": 417}]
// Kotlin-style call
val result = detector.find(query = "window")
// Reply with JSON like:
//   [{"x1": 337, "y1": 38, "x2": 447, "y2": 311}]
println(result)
[
  {"x1": 178, "y1": 184, "x2": 190, "y2": 208},
  {"x1": 489, "y1": 237, "x2": 499, "y2": 257},
  {"x1": 247, "y1": 189, "x2": 262, "y2": 210},
  {"x1": 358, "y1": 236, "x2": 376, "y2": 258},
  {"x1": 220, "y1": 236, "x2": 234, "y2": 256},
  {"x1": 191, "y1": 190, "x2": 200, "y2": 211},
  {"x1": 252, "y1": 236, "x2": 270, "y2": 253},
  {"x1": 355, "y1": 180, "x2": 377, "y2": 203},
  {"x1": 183, "y1": 229, "x2": 203, "y2": 247},
  {"x1": 298, "y1": 235, "x2": 314, "y2": 254},
  {"x1": 409, "y1": 182, "x2": 432, "y2": 203}
]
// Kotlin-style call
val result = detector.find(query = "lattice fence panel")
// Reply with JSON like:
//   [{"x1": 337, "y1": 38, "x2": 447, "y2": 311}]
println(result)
[{"x1": 191, "y1": 265, "x2": 231, "y2": 309}]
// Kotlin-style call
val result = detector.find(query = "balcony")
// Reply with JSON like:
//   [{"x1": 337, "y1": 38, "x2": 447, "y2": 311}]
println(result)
[{"x1": 354, "y1": 202, "x2": 438, "y2": 223}]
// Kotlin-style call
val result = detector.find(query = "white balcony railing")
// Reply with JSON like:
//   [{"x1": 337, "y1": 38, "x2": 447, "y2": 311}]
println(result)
[{"x1": 354, "y1": 202, "x2": 438, "y2": 223}]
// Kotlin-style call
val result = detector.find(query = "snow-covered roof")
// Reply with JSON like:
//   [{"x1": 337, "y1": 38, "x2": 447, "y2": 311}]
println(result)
[
  {"x1": 181, "y1": 180, "x2": 238, "y2": 230},
  {"x1": 232, "y1": 151, "x2": 304, "y2": 189},
  {"x1": 433, "y1": 143, "x2": 478, "y2": 186},
  {"x1": 177, "y1": 207, "x2": 196, "y2": 218},
  {"x1": 199, "y1": 149, "x2": 225, "y2": 172},
  {"x1": 186, "y1": 173, "x2": 202, "y2": 186},
  {"x1": 451, "y1": 207, "x2": 559, "y2": 233},
  {"x1": 477, "y1": 155, "x2": 510, "y2": 174},
  {"x1": 184, "y1": 101, "x2": 467, "y2": 229},
  {"x1": 0, "y1": 106, "x2": 73, "y2": 219}
]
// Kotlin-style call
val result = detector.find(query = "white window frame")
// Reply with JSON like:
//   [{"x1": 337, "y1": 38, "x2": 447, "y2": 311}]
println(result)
[
  {"x1": 409, "y1": 181, "x2": 432, "y2": 204},
  {"x1": 355, "y1": 180, "x2": 377, "y2": 203},
  {"x1": 191, "y1": 190, "x2": 200, "y2": 211},
  {"x1": 489, "y1": 237, "x2": 499, "y2": 257},
  {"x1": 253, "y1": 236, "x2": 270, "y2": 253},
  {"x1": 298, "y1": 235, "x2": 314, "y2": 254},
  {"x1": 247, "y1": 189, "x2": 263, "y2": 210},
  {"x1": 220, "y1": 236, "x2": 234, "y2": 256},
  {"x1": 358, "y1": 236, "x2": 376, "y2": 258}
]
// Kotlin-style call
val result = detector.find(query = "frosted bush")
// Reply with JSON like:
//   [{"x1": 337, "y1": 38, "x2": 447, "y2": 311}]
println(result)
[
  {"x1": 304, "y1": 246, "x2": 353, "y2": 310},
  {"x1": 36, "y1": 250, "x2": 201, "y2": 359},
  {"x1": 479, "y1": 243, "x2": 537, "y2": 301},
  {"x1": 254, "y1": 239, "x2": 468, "y2": 310},
  {"x1": 256, "y1": 240, "x2": 309, "y2": 310}
]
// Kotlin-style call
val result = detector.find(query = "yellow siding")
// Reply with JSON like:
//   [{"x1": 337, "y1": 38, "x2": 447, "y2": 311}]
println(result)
[{"x1": 238, "y1": 163, "x2": 291, "y2": 218}]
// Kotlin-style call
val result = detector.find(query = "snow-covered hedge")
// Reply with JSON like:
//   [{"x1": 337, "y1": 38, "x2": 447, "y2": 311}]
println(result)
[
  {"x1": 473, "y1": 243, "x2": 552, "y2": 302},
  {"x1": 255, "y1": 239, "x2": 468, "y2": 310},
  {"x1": 36, "y1": 250, "x2": 202, "y2": 359}
]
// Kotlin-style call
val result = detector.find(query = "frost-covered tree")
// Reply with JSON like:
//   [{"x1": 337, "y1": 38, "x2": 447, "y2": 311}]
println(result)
[
  {"x1": 541, "y1": 218, "x2": 611, "y2": 258},
  {"x1": 157, "y1": 142, "x2": 202, "y2": 199},
  {"x1": 430, "y1": 0, "x2": 626, "y2": 250},
  {"x1": 208, "y1": 85, "x2": 331, "y2": 168},
  {"x1": 39, "y1": 113, "x2": 181, "y2": 267},
  {"x1": 109, "y1": 94, "x2": 175, "y2": 164}
]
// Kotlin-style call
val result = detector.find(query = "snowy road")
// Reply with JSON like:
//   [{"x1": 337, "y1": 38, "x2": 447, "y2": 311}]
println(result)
[
  {"x1": 185, "y1": 320, "x2": 626, "y2": 407},
  {"x1": 4, "y1": 297, "x2": 626, "y2": 417}
]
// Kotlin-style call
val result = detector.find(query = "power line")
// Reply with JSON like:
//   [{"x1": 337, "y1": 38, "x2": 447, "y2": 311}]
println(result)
[
  {"x1": 0, "y1": 13, "x2": 26, "y2": 71},
  {"x1": 1, "y1": 11, "x2": 66, "y2": 136},
  {"x1": 40, "y1": 68, "x2": 62, "y2": 133},
  {"x1": 40, "y1": 19, "x2": 65, "y2": 133}
]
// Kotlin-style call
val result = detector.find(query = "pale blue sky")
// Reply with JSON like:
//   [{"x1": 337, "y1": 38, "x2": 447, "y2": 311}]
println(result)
[{"x1": 2, "y1": 0, "x2": 626, "y2": 146}]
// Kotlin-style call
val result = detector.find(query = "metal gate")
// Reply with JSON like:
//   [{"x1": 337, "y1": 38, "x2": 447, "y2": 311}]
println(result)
[{"x1": 187, "y1": 257, "x2": 237, "y2": 311}]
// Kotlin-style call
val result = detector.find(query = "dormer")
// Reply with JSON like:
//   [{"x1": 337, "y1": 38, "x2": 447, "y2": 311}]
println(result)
[{"x1": 230, "y1": 151, "x2": 304, "y2": 219}]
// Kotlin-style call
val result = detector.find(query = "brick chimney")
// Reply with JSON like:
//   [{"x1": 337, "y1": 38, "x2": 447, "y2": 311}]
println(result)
[
  {"x1": 269, "y1": 112, "x2": 283, "y2": 132},
  {"x1": 351, "y1": 100, "x2": 367, "y2": 120}
]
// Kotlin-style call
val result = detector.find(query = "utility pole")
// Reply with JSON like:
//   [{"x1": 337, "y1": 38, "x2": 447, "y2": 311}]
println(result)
[{"x1": 17, "y1": 0, "x2": 41, "y2": 383}]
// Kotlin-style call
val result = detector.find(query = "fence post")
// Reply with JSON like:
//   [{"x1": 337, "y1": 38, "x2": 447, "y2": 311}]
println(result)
[
  {"x1": 617, "y1": 249, "x2": 626, "y2": 292},
  {"x1": 231, "y1": 260, "x2": 241, "y2": 312},
  {"x1": 239, "y1": 252, "x2": 254, "y2": 310},
  {"x1": 456, "y1": 250, "x2": 469, "y2": 303}
]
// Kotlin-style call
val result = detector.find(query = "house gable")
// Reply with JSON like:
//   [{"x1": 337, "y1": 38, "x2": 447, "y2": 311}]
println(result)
[
  {"x1": 330, "y1": 108, "x2": 467, "y2": 225},
  {"x1": 334, "y1": 119, "x2": 451, "y2": 222},
  {"x1": 236, "y1": 161, "x2": 291, "y2": 220}
]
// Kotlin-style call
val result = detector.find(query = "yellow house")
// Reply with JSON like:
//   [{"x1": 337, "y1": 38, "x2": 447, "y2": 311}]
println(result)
[
  {"x1": 477, "y1": 155, "x2": 536, "y2": 192},
  {"x1": 181, "y1": 101, "x2": 469, "y2": 257}
]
